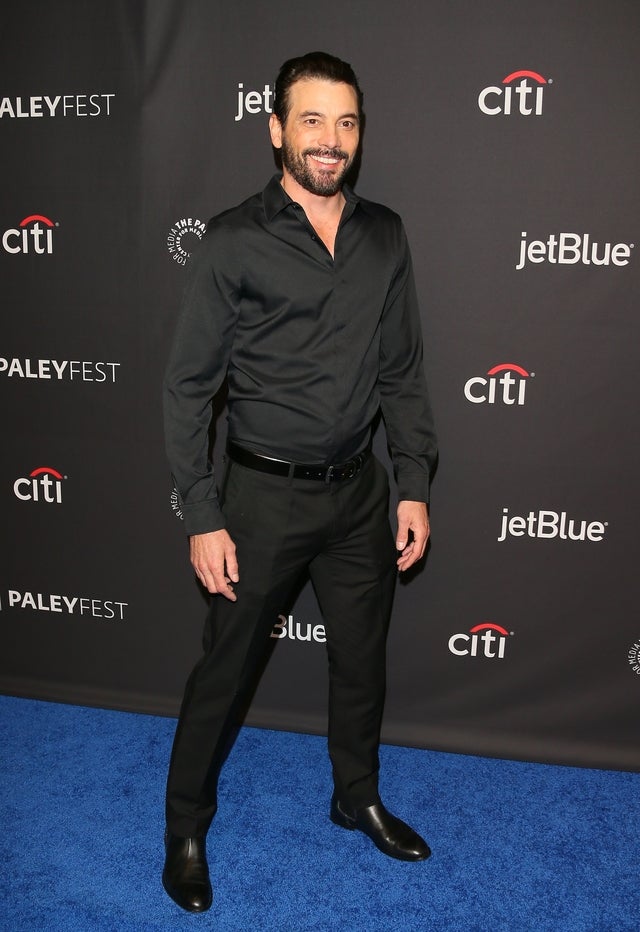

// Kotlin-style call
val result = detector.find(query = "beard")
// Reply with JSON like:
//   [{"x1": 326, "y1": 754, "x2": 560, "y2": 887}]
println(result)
[{"x1": 281, "y1": 137, "x2": 352, "y2": 197}]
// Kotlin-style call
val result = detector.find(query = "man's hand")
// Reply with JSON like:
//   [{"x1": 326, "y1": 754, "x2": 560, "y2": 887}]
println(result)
[
  {"x1": 396, "y1": 500, "x2": 430, "y2": 572},
  {"x1": 190, "y1": 529, "x2": 239, "y2": 601}
]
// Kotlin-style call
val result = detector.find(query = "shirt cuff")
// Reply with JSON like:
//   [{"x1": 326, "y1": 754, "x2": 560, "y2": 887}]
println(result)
[
  {"x1": 397, "y1": 473, "x2": 430, "y2": 504},
  {"x1": 180, "y1": 499, "x2": 225, "y2": 536}
]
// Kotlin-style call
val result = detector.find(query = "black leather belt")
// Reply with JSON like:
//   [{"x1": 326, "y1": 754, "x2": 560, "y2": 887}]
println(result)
[{"x1": 227, "y1": 442, "x2": 368, "y2": 483}]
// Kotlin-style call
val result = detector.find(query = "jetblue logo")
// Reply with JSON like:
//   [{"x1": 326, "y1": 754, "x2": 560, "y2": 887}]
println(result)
[
  {"x1": 516, "y1": 232, "x2": 634, "y2": 269},
  {"x1": 271, "y1": 613, "x2": 326, "y2": 643},
  {"x1": 498, "y1": 508, "x2": 607, "y2": 542},
  {"x1": 235, "y1": 83, "x2": 273, "y2": 122}
]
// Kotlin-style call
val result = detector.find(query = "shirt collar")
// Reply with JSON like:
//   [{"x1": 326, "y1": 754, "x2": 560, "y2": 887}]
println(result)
[{"x1": 263, "y1": 173, "x2": 361, "y2": 222}]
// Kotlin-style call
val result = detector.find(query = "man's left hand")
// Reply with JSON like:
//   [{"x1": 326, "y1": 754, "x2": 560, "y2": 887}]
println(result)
[{"x1": 396, "y1": 500, "x2": 430, "y2": 572}]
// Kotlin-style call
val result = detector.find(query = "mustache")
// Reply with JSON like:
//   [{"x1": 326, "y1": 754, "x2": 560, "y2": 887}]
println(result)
[{"x1": 303, "y1": 147, "x2": 349, "y2": 161}]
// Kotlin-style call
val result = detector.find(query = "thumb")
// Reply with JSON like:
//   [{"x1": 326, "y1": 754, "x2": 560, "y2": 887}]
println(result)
[{"x1": 396, "y1": 517, "x2": 410, "y2": 551}]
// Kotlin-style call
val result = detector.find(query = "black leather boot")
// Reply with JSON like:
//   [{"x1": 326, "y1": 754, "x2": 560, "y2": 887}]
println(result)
[
  {"x1": 330, "y1": 794, "x2": 431, "y2": 861},
  {"x1": 162, "y1": 832, "x2": 213, "y2": 912}
]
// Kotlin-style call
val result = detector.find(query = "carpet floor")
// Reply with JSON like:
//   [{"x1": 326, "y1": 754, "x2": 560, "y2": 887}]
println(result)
[{"x1": 0, "y1": 695, "x2": 638, "y2": 930}]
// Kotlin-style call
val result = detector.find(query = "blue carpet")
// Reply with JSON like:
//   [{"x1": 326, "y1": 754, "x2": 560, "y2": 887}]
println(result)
[{"x1": 0, "y1": 696, "x2": 638, "y2": 931}]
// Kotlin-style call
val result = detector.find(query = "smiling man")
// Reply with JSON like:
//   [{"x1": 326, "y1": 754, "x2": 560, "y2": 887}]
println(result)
[
  {"x1": 273, "y1": 81, "x2": 358, "y2": 197},
  {"x1": 162, "y1": 51, "x2": 437, "y2": 913}
]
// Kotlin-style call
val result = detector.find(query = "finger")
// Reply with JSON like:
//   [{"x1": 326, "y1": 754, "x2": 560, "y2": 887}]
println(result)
[
  {"x1": 412, "y1": 528, "x2": 428, "y2": 561},
  {"x1": 224, "y1": 546, "x2": 239, "y2": 584},
  {"x1": 397, "y1": 527, "x2": 428, "y2": 571},
  {"x1": 397, "y1": 543, "x2": 416, "y2": 571},
  {"x1": 217, "y1": 582, "x2": 238, "y2": 602},
  {"x1": 398, "y1": 550, "x2": 419, "y2": 571},
  {"x1": 193, "y1": 557, "x2": 236, "y2": 601},
  {"x1": 193, "y1": 562, "x2": 214, "y2": 591},
  {"x1": 210, "y1": 565, "x2": 237, "y2": 601}
]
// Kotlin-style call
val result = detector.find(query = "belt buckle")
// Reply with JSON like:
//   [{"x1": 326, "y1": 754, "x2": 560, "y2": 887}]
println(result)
[{"x1": 325, "y1": 465, "x2": 334, "y2": 484}]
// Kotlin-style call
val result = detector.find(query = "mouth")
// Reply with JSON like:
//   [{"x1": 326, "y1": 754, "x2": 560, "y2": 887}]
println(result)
[
  {"x1": 304, "y1": 148, "x2": 348, "y2": 168},
  {"x1": 309, "y1": 155, "x2": 341, "y2": 165}
]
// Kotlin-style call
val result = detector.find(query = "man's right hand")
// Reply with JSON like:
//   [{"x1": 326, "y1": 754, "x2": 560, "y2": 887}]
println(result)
[{"x1": 189, "y1": 529, "x2": 239, "y2": 601}]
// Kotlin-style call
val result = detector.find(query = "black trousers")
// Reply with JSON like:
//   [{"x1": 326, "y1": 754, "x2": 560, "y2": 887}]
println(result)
[{"x1": 165, "y1": 453, "x2": 398, "y2": 838}]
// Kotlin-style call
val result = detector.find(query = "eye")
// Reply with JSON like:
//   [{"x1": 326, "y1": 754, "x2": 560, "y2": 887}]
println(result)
[
  {"x1": 340, "y1": 120, "x2": 356, "y2": 130},
  {"x1": 305, "y1": 118, "x2": 319, "y2": 126}
]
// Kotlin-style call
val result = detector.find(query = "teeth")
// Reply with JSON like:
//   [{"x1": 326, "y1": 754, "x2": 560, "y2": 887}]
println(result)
[{"x1": 311, "y1": 155, "x2": 340, "y2": 164}]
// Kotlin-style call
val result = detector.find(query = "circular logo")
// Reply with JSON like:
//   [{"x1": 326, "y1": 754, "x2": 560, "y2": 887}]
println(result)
[
  {"x1": 167, "y1": 218, "x2": 206, "y2": 265},
  {"x1": 627, "y1": 638, "x2": 640, "y2": 675},
  {"x1": 170, "y1": 487, "x2": 184, "y2": 521}
]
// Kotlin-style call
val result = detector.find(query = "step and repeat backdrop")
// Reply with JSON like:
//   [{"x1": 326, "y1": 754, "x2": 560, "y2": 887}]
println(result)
[{"x1": 2, "y1": 1, "x2": 638, "y2": 770}]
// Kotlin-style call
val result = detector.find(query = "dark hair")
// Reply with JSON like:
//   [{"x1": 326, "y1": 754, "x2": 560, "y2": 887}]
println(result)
[{"x1": 273, "y1": 51, "x2": 364, "y2": 126}]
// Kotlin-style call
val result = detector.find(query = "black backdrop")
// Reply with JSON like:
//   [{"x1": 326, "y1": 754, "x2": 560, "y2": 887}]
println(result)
[{"x1": 2, "y1": 0, "x2": 639, "y2": 771}]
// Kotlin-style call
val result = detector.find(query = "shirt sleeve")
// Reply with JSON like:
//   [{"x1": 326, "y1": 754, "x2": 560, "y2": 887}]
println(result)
[
  {"x1": 378, "y1": 218, "x2": 437, "y2": 503},
  {"x1": 163, "y1": 222, "x2": 242, "y2": 535}
]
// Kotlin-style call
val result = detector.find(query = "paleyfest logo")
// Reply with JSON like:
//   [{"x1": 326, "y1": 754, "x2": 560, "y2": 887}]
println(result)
[
  {"x1": 0, "y1": 588, "x2": 127, "y2": 620},
  {"x1": 167, "y1": 218, "x2": 206, "y2": 265},
  {"x1": 14, "y1": 466, "x2": 66, "y2": 504},
  {"x1": 478, "y1": 69, "x2": 551, "y2": 116},
  {"x1": 464, "y1": 362, "x2": 533, "y2": 406},
  {"x1": 0, "y1": 356, "x2": 120, "y2": 383},
  {"x1": 448, "y1": 623, "x2": 513, "y2": 659},
  {"x1": 0, "y1": 93, "x2": 115, "y2": 119},
  {"x1": 2, "y1": 214, "x2": 58, "y2": 255}
]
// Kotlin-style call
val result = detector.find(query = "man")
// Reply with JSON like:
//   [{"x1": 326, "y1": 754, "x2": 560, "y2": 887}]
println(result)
[{"x1": 162, "y1": 51, "x2": 437, "y2": 913}]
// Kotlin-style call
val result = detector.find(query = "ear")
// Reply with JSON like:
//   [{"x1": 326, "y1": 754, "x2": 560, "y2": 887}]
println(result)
[{"x1": 269, "y1": 113, "x2": 283, "y2": 149}]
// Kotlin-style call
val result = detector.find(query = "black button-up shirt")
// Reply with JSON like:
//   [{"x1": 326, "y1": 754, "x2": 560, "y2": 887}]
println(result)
[{"x1": 164, "y1": 175, "x2": 437, "y2": 534}]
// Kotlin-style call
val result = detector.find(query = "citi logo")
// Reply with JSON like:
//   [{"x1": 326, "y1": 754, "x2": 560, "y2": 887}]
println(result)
[
  {"x1": 449, "y1": 623, "x2": 513, "y2": 659},
  {"x1": 2, "y1": 215, "x2": 57, "y2": 255},
  {"x1": 478, "y1": 70, "x2": 550, "y2": 116},
  {"x1": 516, "y1": 231, "x2": 634, "y2": 270},
  {"x1": 464, "y1": 363, "x2": 533, "y2": 406},
  {"x1": 270, "y1": 613, "x2": 326, "y2": 643},
  {"x1": 498, "y1": 507, "x2": 607, "y2": 542},
  {"x1": 14, "y1": 466, "x2": 66, "y2": 504}
]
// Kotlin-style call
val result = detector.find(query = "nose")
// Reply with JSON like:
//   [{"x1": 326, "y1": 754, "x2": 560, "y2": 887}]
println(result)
[{"x1": 319, "y1": 123, "x2": 340, "y2": 150}]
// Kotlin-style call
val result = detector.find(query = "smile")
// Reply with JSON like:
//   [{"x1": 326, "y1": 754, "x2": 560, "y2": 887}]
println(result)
[{"x1": 309, "y1": 155, "x2": 341, "y2": 165}]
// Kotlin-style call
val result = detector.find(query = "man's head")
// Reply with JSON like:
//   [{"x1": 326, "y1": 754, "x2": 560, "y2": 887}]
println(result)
[
  {"x1": 270, "y1": 52, "x2": 363, "y2": 198},
  {"x1": 273, "y1": 51, "x2": 364, "y2": 127}
]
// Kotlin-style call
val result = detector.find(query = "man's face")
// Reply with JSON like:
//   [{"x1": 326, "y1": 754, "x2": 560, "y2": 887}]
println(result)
[{"x1": 270, "y1": 78, "x2": 360, "y2": 198}]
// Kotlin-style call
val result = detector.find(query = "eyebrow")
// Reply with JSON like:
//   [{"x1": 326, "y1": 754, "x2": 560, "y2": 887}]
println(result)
[{"x1": 298, "y1": 110, "x2": 360, "y2": 122}]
